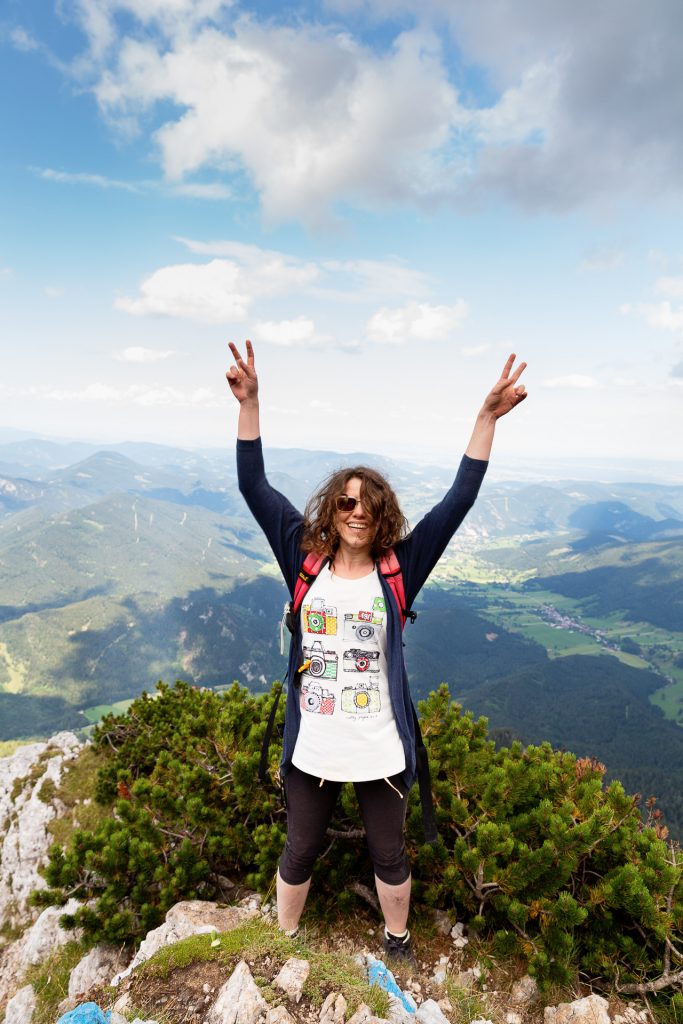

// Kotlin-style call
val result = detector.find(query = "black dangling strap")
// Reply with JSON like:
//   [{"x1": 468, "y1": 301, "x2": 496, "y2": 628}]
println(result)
[
  {"x1": 412, "y1": 703, "x2": 438, "y2": 845},
  {"x1": 258, "y1": 684, "x2": 283, "y2": 784}
]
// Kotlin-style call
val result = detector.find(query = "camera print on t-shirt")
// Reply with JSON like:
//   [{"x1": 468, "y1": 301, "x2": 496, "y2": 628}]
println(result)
[{"x1": 300, "y1": 592, "x2": 386, "y2": 719}]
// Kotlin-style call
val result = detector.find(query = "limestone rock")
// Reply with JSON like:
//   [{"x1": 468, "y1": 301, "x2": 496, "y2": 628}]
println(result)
[
  {"x1": 0, "y1": 897, "x2": 83, "y2": 1006},
  {"x1": 274, "y1": 957, "x2": 310, "y2": 1003},
  {"x1": 347, "y1": 1004, "x2": 374, "y2": 1024},
  {"x1": 205, "y1": 959, "x2": 268, "y2": 1024},
  {"x1": 416, "y1": 999, "x2": 451, "y2": 1024},
  {"x1": 431, "y1": 956, "x2": 450, "y2": 986},
  {"x1": 386, "y1": 995, "x2": 417, "y2": 1024},
  {"x1": 266, "y1": 1008, "x2": 298, "y2": 1024},
  {"x1": 22, "y1": 899, "x2": 83, "y2": 966},
  {"x1": 510, "y1": 975, "x2": 539, "y2": 1006},
  {"x1": 4, "y1": 983, "x2": 36, "y2": 1024},
  {"x1": 507, "y1": 1014, "x2": 522, "y2": 1024},
  {"x1": 614, "y1": 1009, "x2": 649, "y2": 1024},
  {"x1": 347, "y1": 1005, "x2": 391, "y2": 1024},
  {"x1": 545, "y1": 995, "x2": 610, "y2": 1024},
  {"x1": 0, "y1": 732, "x2": 82, "y2": 928},
  {"x1": 430, "y1": 910, "x2": 453, "y2": 937},
  {"x1": 68, "y1": 945, "x2": 131, "y2": 999},
  {"x1": 320, "y1": 991, "x2": 348, "y2": 1024},
  {"x1": 111, "y1": 899, "x2": 259, "y2": 985}
]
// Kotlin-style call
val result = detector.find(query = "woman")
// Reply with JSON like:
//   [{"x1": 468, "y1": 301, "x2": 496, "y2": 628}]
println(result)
[{"x1": 227, "y1": 340, "x2": 526, "y2": 961}]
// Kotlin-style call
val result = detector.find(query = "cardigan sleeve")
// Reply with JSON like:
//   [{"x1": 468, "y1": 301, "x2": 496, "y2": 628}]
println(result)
[
  {"x1": 237, "y1": 437, "x2": 304, "y2": 595},
  {"x1": 395, "y1": 454, "x2": 488, "y2": 608}
]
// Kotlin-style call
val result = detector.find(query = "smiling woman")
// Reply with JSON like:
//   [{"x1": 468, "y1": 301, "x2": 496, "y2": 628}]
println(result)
[
  {"x1": 301, "y1": 465, "x2": 408, "y2": 570},
  {"x1": 226, "y1": 338, "x2": 527, "y2": 965}
]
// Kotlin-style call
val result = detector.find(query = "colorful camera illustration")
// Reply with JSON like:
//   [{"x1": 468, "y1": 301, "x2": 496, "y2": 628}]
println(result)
[
  {"x1": 343, "y1": 611, "x2": 383, "y2": 645},
  {"x1": 343, "y1": 648, "x2": 380, "y2": 673},
  {"x1": 301, "y1": 682, "x2": 336, "y2": 715},
  {"x1": 341, "y1": 681, "x2": 381, "y2": 714},
  {"x1": 303, "y1": 597, "x2": 338, "y2": 635},
  {"x1": 303, "y1": 640, "x2": 338, "y2": 680}
]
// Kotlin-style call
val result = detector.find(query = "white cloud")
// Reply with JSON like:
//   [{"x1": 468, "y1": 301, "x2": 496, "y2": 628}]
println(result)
[
  {"x1": 84, "y1": 21, "x2": 462, "y2": 223},
  {"x1": 44, "y1": 286, "x2": 65, "y2": 298},
  {"x1": 34, "y1": 166, "x2": 141, "y2": 192},
  {"x1": 253, "y1": 317, "x2": 328, "y2": 347},
  {"x1": 366, "y1": 300, "x2": 468, "y2": 344},
  {"x1": 115, "y1": 346, "x2": 175, "y2": 362},
  {"x1": 115, "y1": 259, "x2": 250, "y2": 323},
  {"x1": 170, "y1": 182, "x2": 232, "y2": 200},
  {"x1": 542, "y1": 375, "x2": 600, "y2": 390},
  {"x1": 52, "y1": 0, "x2": 683, "y2": 220},
  {"x1": 655, "y1": 276, "x2": 683, "y2": 298},
  {"x1": 9, "y1": 27, "x2": 40, "y2": 52},
  {"x1": 117, "y1": 239, "x2": 440, "y2": 327},
  {"x1": 621, "y1": 302, "x2": 683, "y2": 333}
]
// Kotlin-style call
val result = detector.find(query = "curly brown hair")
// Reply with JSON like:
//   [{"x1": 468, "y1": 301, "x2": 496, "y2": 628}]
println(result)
[{"x1": 301, "y1": 466, "x2": 408, "y2": 560}]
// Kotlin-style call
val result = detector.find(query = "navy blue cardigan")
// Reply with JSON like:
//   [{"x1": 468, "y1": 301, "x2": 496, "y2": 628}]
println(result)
[{"x1": 237, "y1": 438, "x2": 487, "y2": 790}]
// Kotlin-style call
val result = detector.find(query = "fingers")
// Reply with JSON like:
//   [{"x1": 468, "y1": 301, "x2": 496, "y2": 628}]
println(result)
[
  {"x1": 510, "y1": 360, "x2": 527, "y2": 386},
  {"x1": 228, "y1": 340, "x2": 255, "y2": 375},
  {"x1": 501, "y1": 353, "x2": 516, "y2": 379},
  {"x1": 501, "y1": 353, "x2": 527, "y2": 386}
]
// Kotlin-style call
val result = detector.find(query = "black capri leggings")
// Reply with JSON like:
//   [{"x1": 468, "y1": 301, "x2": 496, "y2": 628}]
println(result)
[{"x1": 278, "y1": 766, "x2": 411, "y2": 886}]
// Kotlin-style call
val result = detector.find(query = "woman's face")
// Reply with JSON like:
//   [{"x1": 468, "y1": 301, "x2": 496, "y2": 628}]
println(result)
[{"x1": 335, "y1": 476, "x2": 376, "y2": 555}]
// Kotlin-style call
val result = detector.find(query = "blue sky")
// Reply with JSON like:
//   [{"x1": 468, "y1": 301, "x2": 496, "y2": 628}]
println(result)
[{"x1": 2, "y1": 0, "x2": 683, "y2": 471}]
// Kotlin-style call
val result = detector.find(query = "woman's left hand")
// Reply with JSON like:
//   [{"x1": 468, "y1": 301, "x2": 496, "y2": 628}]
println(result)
[{"x1": 481, "y1": 353, "x2": 527, "y2": 419}]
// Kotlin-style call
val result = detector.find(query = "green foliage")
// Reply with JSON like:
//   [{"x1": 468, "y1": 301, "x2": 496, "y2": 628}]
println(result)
[
  {"x1": 410, "y1": 685, "x2": 683, "y2": 991},
  {"x1": 37, "y1": 680, "x2": 683, "y2": 1000},
  {"x1": 34, "y1": 681, "x2": 286, "y2": 943}
]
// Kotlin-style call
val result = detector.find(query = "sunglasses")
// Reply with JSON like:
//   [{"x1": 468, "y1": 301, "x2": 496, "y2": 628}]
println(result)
[{"x1": 335, "y1": 494, "x2": 363, "y2": 513}]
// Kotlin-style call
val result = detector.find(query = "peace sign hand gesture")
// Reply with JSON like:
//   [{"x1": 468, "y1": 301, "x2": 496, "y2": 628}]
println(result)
[
  {"x1": 481, "y1": 353, "x2": 527, "y2": 419},
  {"x1": 226, "y1": 340, "x2": 258, "y2": 405}
]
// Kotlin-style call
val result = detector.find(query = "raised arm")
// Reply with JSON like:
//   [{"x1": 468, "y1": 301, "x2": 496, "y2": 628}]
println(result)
[
  {"x1": 465, "y1": 353, "x2": 527, "y2": 461},
  {"x1": 227, "y1": 339, "x2": 260, "y2": 439},
  {"x1": 226, "y1": 340, "x2": 305, "y2": 592}
]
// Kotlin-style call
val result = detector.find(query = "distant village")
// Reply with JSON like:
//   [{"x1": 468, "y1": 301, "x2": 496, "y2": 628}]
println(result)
[{"x1": 538, "y1": 603, "x2": 619, "y2": 653}]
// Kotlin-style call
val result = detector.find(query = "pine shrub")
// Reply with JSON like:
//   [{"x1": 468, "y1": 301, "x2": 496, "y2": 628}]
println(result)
[{"x1": 34, "y1": 680, "x2": 683, "y2": 998}]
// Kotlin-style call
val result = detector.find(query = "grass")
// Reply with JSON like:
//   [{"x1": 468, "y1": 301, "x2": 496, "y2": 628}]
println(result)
[
  {"x1": 47, "y1": 745, "x2": 111, "y2": 848},
  {"x1": 0, "y1": 739, "x2": 33, "y2": 758},
  {"x1": 138, "y1": 917, "x2": 391, "y2": 1018},
  {"x1": 23, "y1": 941, "x2": 86, "y2": 1024}
]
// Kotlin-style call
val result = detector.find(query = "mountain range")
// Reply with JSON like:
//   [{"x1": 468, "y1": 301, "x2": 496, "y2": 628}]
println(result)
[{"x1": 2, "y1": 437, "x2": 683, "y2": 832}]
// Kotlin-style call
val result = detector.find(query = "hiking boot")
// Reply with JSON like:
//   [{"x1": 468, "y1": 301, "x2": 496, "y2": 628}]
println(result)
[{"x1": 383, "y1": 927, "x2": 417, "y2": 969}]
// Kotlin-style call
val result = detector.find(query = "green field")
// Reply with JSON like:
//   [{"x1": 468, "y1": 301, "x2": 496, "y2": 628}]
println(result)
[{"x1": 434, "y1": 565, "x2": 683, "y2": 728}]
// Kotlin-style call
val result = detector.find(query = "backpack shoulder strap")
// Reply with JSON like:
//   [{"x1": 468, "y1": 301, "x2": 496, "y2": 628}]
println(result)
[
  {"x1": 378, "y1": 548, "x2": 416, "y2": 630},
  {"x1": 286, "y1": 552, "x2": 327, "y2": 633}
]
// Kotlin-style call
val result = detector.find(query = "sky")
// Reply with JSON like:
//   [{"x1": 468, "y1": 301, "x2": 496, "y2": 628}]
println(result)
[{"x1": 1, "y1": 0, "x2": 683, "y2": 471}]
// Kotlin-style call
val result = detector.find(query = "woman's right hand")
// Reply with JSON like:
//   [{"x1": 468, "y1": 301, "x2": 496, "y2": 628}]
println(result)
[{"x1": 226, "y1": 340, "x2": 258, "y2": 404}]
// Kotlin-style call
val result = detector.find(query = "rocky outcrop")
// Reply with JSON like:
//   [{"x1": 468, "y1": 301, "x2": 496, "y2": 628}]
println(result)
[
  {"x1": 111, "y1": 899, "x2": 260, "y2": 986},
  {"x1": 0, "y1": 731, "x2": 83, "y2": 928},
  {"x1": 205, "y1": 959, "x2": 268, "y2": 1024},
  {"x1": 0, "y1": 898, "x2": 83, "y2": 1006},
  {"x1": 4, "y1": 983, "x2": 37, "y2": 1024}
]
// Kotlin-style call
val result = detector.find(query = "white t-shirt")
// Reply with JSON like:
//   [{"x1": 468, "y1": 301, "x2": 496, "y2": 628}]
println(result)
[{"x1": 292, "y1": 564, "x2": 406, "y2": 781}]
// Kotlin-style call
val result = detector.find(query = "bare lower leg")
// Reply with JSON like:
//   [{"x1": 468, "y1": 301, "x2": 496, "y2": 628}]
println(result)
[
  {"x1": 375, "y1": 873, "x2": 411, "y2": 934},
  {"x1": 276, "y1": 869, "x2": 311, "y2": 932}
]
